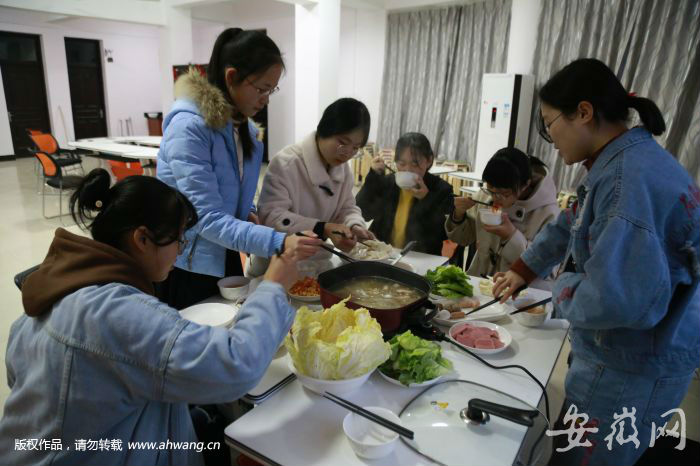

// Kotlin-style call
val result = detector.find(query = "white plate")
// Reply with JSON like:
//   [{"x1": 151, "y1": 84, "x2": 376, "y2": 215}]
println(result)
[
  {"x1": 288, "y1": 293, "x2": 321, "y2": 302},
  {"x1": 432, "y1": 302, "x2": 511, "y2": 326},
  {"x1": 180, "y1": 302, "x2": 239, "y2": 328},
  {"x1": 378, "y1": 369, "x2": 445, "y2": 388},
  {"x1": 448, "y1": 320, "x2": 512, "y2": 355}
]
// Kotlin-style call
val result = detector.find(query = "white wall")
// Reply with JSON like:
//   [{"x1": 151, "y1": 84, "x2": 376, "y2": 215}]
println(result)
[
  {"x1": 0, "y1": 68, "x2": 13, "y2": 155},
  {"x1": 0, "y1": 6, "x2": 162, "y2": 149},
  {"x1": 339, "y1": 6, "x2": 387, "y2": 143},
  {"x1": 506, "y1": 0, "x2": 542, "y2": 75}
]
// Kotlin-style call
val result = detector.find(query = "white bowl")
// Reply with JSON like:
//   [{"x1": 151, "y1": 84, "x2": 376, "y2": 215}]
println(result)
[
  {"x1": 217, "y1": 276, "x2": 250, "y2": 301},
  {"x1": 479, "y1": 208, "x2": 503, "y2": 226},
  {"x1": 180, "y1": 302, "x2": 238, "y2": 328},
  {"x1": 343, "y1": 406, "x2": 400, "y2": 459},
  {"x1": 513, "y1": 298, "x2": 551, "y2": 327},
  {"x1": 395, "y1": 171, "x2": 419, "y2": 189},
  {"x1": 288, "y1": 360, "x2": 373, "y2": 396}
]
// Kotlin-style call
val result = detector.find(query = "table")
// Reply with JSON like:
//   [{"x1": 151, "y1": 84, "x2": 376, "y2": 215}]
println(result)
[
  {"x1": 450, "y1": 171, "x2": 483, "y2": 184},
  {"x1": 69, "y1": 137, "x2": 159, "y2": 161},
  {"x1": 428, "y1": 166, "x2": 458, "y2": 176},
  {"x1": 223, "y1": 257, "x2": 569, "y2": 466}
]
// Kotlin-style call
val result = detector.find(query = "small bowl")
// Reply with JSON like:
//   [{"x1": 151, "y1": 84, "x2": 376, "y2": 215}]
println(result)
[
  {"x1": 395, "y1": 171, "x2": 419, "y2": 189},
  {"x1": 513, "y1": 298, "x2": 550, "y2": 327},
  {"x1": 343, "y1": 406, "x2": 400, "y2": 459},
  {"x1": 479, "y1": 208, "x2": 503, "y2": 226},
  {"x1": 288, "y1": 360, "x2": 373, "y2": 396},
  {"x1": 217, "y1": 276, "x2": 250, "y2": 301}
]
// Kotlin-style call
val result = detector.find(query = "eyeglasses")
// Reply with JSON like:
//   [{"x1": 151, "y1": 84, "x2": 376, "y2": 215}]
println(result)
[
  {"x1": 336, "y1": 143, "x2": 362, "y2": 158},
  {"x1": 537, "y1": 112, "x2": 563, "y2": 143},
  {"x1": 480, "y1": 186, "x2": 515, "y2": 200},
  {"x1": 245, "y1": 78, "x2": 279, "y2": 97}
]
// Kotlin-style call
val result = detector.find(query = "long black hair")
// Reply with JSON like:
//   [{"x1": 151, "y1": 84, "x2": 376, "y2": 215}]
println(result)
[
  {"x1": 482, "y1": 147, "x2": 546, "y2": 192},
  {"x1": 394, "y1": 132, "x2": 434, "y2": 164},
  {"x1": 538, "y1": 58, "x2": 665, "y2": 136},
  {"x1": 208, "y1": 28, "x2": 284, "y2": 159},
  {"x1": 70, "y1": 169, "x2": 198, "y2": 250},
  {"x1": 316, "y1": 98, "x2": 371, "y2": 145}
]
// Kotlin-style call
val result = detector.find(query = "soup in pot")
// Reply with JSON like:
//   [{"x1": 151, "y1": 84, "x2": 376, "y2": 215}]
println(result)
[{"x1": 329, "y1": 276, "x2": 425, "y2": 309}]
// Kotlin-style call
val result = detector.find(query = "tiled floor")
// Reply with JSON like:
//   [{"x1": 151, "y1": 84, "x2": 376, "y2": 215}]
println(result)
[{"x1": 0, "y1": 156, "x2": 697, "y2": 455}]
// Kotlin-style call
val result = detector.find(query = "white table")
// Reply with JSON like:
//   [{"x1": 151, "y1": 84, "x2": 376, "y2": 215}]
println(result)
[
  {"x1": 450, "y1": 171, "x2": 483, "y2": 184},
  {"x1": 223, "y1": 259, "x2": 569, "y2": 466},
  {"x1": 69, "y1": 137, "x2": 159, "y2": 160},
  {"x1": 111, "y1": 136, "x2": 162, "y2": 148},
  {"x1": 428, "y1": 166, "x2": 458, "y2": 176}
]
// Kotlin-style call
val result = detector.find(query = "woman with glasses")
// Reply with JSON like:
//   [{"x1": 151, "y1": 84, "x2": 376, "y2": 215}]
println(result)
[
  {"x1": 247, "y1": 98, "x2": 374, "y2": 276},
  {"x1": 356, "y1": 132, "x2": 454, "y2": 255},
  {"x1": 156, "y1": 28, "x2": 321, "y2": 309},
  {"x1": 445, "y1": 147, "x2": 559, "y2": 282},
  {"x1": 492, "y1": 58, "x2": 699, "y2": 466},
  {"x1": 0, "y1": 169, "x2": 308, "y2": 466}
]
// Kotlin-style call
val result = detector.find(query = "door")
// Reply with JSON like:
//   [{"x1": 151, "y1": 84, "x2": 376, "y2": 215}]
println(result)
[
  {"x1": 0, "y1": 31, "x2": 52, "y2": 155},
  {"x1": 65, "y1": 38, "x2": 107, "y2": 140}
]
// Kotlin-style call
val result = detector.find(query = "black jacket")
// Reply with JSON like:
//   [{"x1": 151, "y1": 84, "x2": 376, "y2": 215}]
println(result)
[{"x1": 356, "y1": 170, "x2": 454, "y2": 255}]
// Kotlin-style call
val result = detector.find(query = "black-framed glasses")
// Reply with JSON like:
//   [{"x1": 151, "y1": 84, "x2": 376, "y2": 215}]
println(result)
[
  {"x1": 480, "y1": 186, "x2": 514, "y2": 200},
  {"x1": 537, "y1": 112, "x2": 563, "y2": 143},
  {"x1": 245, "y1": 78, "x2": 279, "y2": 97}
]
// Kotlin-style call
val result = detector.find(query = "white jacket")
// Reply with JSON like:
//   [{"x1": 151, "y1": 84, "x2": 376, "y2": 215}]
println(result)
[{"x1": 258, "y1": 131, "x2": 366, "y2": 232}]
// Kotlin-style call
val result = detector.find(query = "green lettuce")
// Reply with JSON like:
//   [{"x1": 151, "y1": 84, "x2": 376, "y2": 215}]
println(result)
[
  {"x1": 285, "y1": 298, "x2": 391, "y2": 380},
  {"x1": 425, "y1": 265, "x2": 474, "y2": 298},
  {"x1": 379, "y1": 331, "x2": 453, "y2": 385}
]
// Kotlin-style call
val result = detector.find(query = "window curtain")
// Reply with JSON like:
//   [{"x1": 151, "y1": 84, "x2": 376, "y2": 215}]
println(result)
[
  {"x1": 377, "y1": 0, "x2": 511, "y2": 166},
  {"x1": 529, "y1": 0, "x2": 700, "y2": 190}
]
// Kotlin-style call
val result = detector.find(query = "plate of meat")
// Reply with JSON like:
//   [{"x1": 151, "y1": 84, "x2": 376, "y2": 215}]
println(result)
[{"x1": 448, "y1": 321, "x2": 512, "y2": 355}]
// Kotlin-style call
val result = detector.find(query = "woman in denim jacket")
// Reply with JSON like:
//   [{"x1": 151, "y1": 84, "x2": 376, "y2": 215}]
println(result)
[
  {"x1": 0, "y1": 169, "x2": 306, "y2": 465},
  {"x1": 493, "y1": 59, "x2": 699, "y2": 466}
]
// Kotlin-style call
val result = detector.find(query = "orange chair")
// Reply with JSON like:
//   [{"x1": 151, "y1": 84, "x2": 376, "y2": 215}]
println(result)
[
  {"x1": 34, "y1": 151, "x2": 83, "y2": 220},
  {"x1": 107, "y1": 160, "x2": 144, "y2": 181},
  {"x1": 27, "y1": 129, "x2": 83, "y2": 173}
]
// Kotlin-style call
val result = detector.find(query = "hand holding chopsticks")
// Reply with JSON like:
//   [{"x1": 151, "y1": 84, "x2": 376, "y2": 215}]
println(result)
[
  {"x1": 323, "y1": 392, "x2": 414, "y2": 440},
  {"x1": 463, "y1": 283, "x2": 528, "y2": 317},
  {"x1": 295, "y1": 232, "x2": 356, "y2": 263}
]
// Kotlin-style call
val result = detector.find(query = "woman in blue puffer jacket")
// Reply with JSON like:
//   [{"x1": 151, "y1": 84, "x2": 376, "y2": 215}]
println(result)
[{"x1": 157, "y1": 28, "x2": 321, "y2": 308}]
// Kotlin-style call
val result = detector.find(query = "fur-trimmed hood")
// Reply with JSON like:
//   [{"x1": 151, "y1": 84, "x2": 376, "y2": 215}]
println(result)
[{"x1": 169, "y1": 68, "x2": 264, "y2": 140}]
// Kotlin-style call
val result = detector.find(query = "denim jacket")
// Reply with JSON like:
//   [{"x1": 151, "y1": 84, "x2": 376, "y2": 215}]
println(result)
[
  {"x1": 157, "y1": 70, "x2": 285, "y2": 277},
  {"x1": 521, "y1": 127, "x2": 700, "y2": 376},
  {"x1": 0, "y1": 281, "x2": 293, "y2": 465}
]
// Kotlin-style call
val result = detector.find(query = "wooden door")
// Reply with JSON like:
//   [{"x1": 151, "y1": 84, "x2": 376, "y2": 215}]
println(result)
[
  {"x1": 0, "y1": 31, "x2": 52, "y2": 155},
  {"x1": 65, "y1": 38, "x2": 107, "y2": 139}
]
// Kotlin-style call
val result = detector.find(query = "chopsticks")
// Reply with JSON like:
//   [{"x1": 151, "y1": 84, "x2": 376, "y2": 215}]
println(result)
[
  {"x1": 509, "y1": 297, "x2": 552, "y2": 315},
  {"x1": 463, "y1": 284, "x2": 528, "y2": 317},
  {"x1": 331, "y1": 230, "x2": 371, "y2": 247},
  {"x1": 295, "y1": 232, "x2": 356, "y2": 263},
  {"x1": 470, "y1": 198, "x2": 494, "y2": 207},
  {"x1": 323, "y1": 392, "x2": 414, "y2": 440}
]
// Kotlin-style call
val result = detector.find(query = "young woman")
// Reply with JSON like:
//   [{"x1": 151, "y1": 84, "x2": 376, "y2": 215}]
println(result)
[
  {"x1": 445, "y1": 147, "x2": 559, "y2": 285},
  {"x1": 0, "y1": 169, "x2": 306, "y2": 465},
  {"x1": 246, "y1": 98, "x2": 374, "y2": 275},
  {"x1": 157, "y1": 28, "x2": 321, "y2": 308},
  {"x1": 492, "y1": 58, "x2": 700, "y2": 466},
  {"x1": 356, "y1": 132, "x2": 454, "y2": 255}
]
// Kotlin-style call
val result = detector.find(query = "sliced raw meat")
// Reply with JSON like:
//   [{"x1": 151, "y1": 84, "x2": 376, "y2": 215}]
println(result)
[{"x1": 453, "y1": 325, "x2": 504, "y2": 349}]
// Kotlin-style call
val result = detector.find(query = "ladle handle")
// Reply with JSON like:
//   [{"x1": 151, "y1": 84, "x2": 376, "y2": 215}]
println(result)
[{"x1": 467, "y1": 398, "x2": 538, "y2": 427}]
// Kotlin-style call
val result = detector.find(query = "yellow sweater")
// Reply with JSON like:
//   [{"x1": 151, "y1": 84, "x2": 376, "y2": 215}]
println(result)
[{"x1": 390, "y1": 189, "x2": 414, "y2": 248}]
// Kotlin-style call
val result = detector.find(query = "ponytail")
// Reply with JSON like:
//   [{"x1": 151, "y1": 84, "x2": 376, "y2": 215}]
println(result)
[
  {"x1": 539, "y1": 58, "x2": 666, "y2": 136},
  {"x1": 628, "y1": 96, "x2": 666, "y2": 135},
  {"x1": 70, "y1": 169, "x2": 198, "y2": 250}
]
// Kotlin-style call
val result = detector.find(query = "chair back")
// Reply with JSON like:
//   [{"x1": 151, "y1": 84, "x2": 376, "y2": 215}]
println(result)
[
  {"x1": 107, "y1": 160, "x2": 143, "y2": 181},
  {"x1": 34, "y1": 152, "x2": 59, "y2": 178},
  {"x1": 28, "y1": 131, "x2": 59, "y2": 155}
]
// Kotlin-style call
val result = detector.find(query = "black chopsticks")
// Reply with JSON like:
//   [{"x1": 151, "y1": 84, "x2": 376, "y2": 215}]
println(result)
[
  {"x1": 331, "y1": 230, "x2": 371, "y2": 247},
  {"x1": 464, "y1": 283, "x2": 528, "y2": 317},
  {"x1": 509, "y1": 297, "x2": 552, "y2": 315},
  {"x1": 295, "y1": 232, "x2": 356, "y2": 263},
  {"x1": 323, "y1": 392, "x2": 414, "y2": 440}
]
